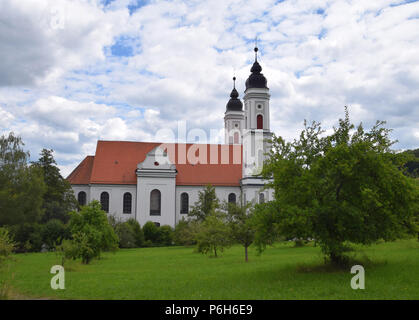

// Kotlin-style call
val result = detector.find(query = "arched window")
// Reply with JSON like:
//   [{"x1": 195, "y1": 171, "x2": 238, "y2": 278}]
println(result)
[
  {"x1": 150, "y1": 189, "x2": 161, "y2": 215},
  {"x1": 100, "y1": 192, "x2": 109, "y2": 213},
  {"x1": 77, "y1": 191, "x2": 86, "y2": 206},
  {"x1": 123, "y1": 192, "x2": 132, "y2": 214},
  {"x1": 259, "y1": 193, "x2": 265, "y2": 204},
  {"x1": 228, "y1": 193, "x2": 236, "y2": 204},
  {"x1": 180, "y1": 192, "x2": 189, "y2": 214},
  {"x1": 257, "y1": 114, "x2": 263, "y2": 129}
]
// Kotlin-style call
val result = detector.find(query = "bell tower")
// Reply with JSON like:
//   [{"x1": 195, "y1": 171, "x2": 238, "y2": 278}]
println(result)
[
  {"x1": 224, "y1": 76, "x2": 244, "y2": 144},
  {"x1": 242, "y1": 45, "x2": 272, "y2": 177}
]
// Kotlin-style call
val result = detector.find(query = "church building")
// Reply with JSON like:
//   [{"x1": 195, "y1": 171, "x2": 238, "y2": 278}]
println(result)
[{"x1": 67, "y1": 46, "x2": 274, "y2": 228}]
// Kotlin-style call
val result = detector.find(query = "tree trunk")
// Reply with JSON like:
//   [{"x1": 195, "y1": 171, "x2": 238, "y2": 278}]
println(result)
[
  {"x1": 214, "y1": 246, "x2": 217, "y2": 257},
  {"x1": 245, "y1": 246, "x2": 248, "y2": 262}
]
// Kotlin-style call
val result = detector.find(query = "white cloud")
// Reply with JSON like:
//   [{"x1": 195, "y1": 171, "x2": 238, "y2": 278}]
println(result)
[{"x1": 0, "y1": 0, "x2": 418, "y2": 177}]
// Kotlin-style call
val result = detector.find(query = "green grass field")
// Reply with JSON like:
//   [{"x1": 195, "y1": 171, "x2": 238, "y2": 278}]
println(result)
[{"x1": 1, "y1": 239, "x2": 418, "y2": 299}]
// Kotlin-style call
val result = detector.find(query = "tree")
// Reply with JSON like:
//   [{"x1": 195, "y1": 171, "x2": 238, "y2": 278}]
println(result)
[
  {"x1": 33, "y1": 149, "x2": 78, "y2": 223},
  {"x1": 0, "y1": 132, "x2": 46, "y2": 227},
  {"x1": 257, "y1": 108, "x2": 419, "y2": 265},
  {"x1": 225, "y1": 201, "x2": 255, "y2": 262},
  {"x1": 68, "y1": 201, "x2": 118, "y2": 263},
  {"x1": 195, "y1": 209, "x2": 231, "y2": 257},
  {"x1": 189, "y1": 185, "x2": 220, "y2": 222}
]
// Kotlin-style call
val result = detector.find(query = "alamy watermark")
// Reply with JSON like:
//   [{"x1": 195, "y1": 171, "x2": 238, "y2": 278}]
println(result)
[
  {"x1": 350, "y1": 265, "x2": 365, "y2": 290},
  {"x1": 50, "y1": 265, "x2": 65, "y2": 290}
]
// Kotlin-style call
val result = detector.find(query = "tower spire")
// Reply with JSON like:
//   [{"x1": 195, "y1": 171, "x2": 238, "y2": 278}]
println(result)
[{"x1": 254, "y1": 36, "x2": 258, "y2": 61}]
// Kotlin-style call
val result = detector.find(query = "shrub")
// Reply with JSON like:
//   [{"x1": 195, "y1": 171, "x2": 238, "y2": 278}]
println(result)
[
  {"x1": 56, "y1": 231, "x2": 100, "y2": 265},
  {"x1": 125, "y1": 219, "x2": 145, "y2": 247},
  {"x1": 173, "y1": 219, "x2": 198, "y2": 246},
  {"x1": 42, "y1": 219, "x2": 69, "y2": 250},
  {"x1": 158, "y1": 225, "x2": 174, "y2": 246},
  {"x1": 115, "y1": 223, "x2": 137, "y2": 248},
  {"x1": 143, "y1": 221, "x2": 159, "y2": 244},
  {"x1": 0, "y1": 228, "x2": 14, "y2": 264},
  {"x1": 9, "y1": 223, "x2": 44, "y2": 252}
]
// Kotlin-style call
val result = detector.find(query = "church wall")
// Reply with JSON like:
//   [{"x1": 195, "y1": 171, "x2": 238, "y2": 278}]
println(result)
[
  {"x1": 89, "y1": 184, "x2": 137, "y2": 222},
  {"x1": 174, "y1": 185, "x2": 241, "y2": 224},
  {"x1": 136, "y1": 176, "x2": 176, "y2": 228},
  {"x1": 71, "y1": 185, "x2": 91, "y2": 205}
]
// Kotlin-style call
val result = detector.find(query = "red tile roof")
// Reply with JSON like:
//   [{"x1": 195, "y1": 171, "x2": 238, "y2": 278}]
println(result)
[
  {"x1": 67, "y1": 141, "x2": 243, "y2": 186},
  {"x1": 66, "y1": 155, "x2": 94, "y2": 185}
]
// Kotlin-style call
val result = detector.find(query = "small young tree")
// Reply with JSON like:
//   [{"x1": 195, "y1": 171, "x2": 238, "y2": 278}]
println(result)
[
  {"x1": 189, "y1": 185, "x2": 220, "y2": 222},
  {"x1": 195, "y1": 209, "x2": 231, "y2": 258},
  {"x1": 225, "y1": 201, "x2": 255, "y2": 262},
  {"x1": 67, "y1": 201, "x2": 118, "y2": 263},
  {"x1": 256, "y1": 108, "x2": 419, "y2": 265}
]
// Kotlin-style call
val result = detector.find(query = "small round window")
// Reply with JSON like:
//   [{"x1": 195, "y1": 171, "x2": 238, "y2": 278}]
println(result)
[{"x1": 258, "y1": 104, "x2": 262, "y2": 109}]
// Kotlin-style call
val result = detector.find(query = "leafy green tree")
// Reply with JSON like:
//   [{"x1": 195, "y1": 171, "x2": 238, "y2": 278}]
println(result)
[
  {"x1": 189, "y1": 185, "x2": 220, "y2": 222},
  {"x1": 196, "y1": 209, "x2": 231, "y2": 257},
  {"x1": 257, "y1": 108, "x2": 419, "y2": 265},
  {"x1": 0, "y1": 133, "x2": 46, "y2": 226},
  {"x1": 68, "y1": 201, "x2": 118, "y2": 263},
  {"x1": 33, "y1": 149, "x2": 78, "y2": 223},
  {"x1": 225, "y1": 201, "x2": 255, "y2": 262}
]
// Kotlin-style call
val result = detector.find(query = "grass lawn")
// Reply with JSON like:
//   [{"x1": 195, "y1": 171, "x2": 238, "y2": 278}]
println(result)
[{"x1": 1, "y1": 239, "x2": 418, "y2": 299}]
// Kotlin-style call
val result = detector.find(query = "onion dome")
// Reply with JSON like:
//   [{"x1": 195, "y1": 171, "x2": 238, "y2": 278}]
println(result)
[
  {"x1": 245, "y1": 46, "x2": 268, "y2": 90},
  {"x1": 226, "y1": 76, "x2": 243, "y2": 111}
]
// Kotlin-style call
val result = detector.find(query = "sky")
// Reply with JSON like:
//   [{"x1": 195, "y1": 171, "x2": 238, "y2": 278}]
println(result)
[{"x1": 0, "y1": 0, "x2": 418, "y2": 177}]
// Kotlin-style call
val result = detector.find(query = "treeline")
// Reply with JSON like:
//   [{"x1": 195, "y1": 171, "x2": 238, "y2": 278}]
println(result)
[
  {"x1": 0, "y1": 133, "x2": 77, "y2": 253},
  {"x1": 403, "y1": 148, "x2": 419, "y2": 178}
]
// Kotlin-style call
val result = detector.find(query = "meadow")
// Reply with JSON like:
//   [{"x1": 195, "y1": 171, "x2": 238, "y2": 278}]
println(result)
[{"x1": 1, "y1": 239, "x2": 418, "y2": 299}]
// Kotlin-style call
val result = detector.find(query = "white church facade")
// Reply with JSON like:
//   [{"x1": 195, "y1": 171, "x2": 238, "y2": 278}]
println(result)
[{"x1": 67, "y1": 47, "x2": 274, "y2": 228}]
